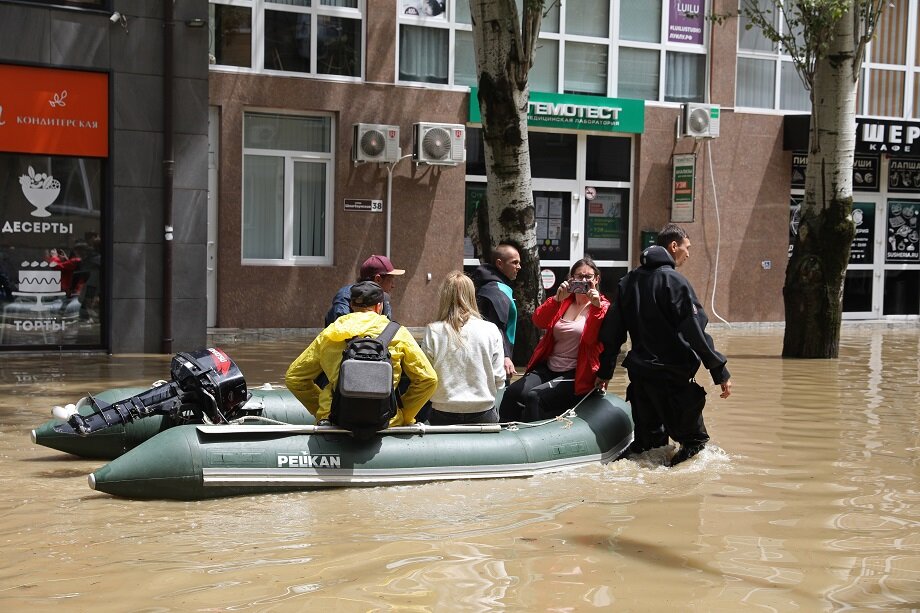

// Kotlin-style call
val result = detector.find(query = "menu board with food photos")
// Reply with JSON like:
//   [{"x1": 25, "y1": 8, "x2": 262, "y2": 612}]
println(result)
[
  {"x1": 791, "y1": 152, "x2": 879, "y2": 191},
  {"x1": 852, "y1": 155, "x2": 880, "y2": 191},
  {"x1": 886, "y1": 199, "x2": 919, "y2": 262},
  {"x1": 849, "y1": 202, "x2": 874, "y2": 264},
  {"x1": 887, "y1": 159, "x2": 920, "y2": 193}
]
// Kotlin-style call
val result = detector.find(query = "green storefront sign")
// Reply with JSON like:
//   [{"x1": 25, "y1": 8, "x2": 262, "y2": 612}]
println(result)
[{"x1": 469, "y1": 88, "x2": 645, "y2": 134}]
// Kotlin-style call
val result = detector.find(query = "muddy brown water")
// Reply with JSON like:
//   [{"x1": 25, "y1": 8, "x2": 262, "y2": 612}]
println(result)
[{"x1": 0, "y1": 326, "x2": 918, "y2": 611}]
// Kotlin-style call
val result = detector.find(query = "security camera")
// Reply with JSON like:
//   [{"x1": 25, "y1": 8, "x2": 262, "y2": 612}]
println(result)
[{"x1": 109, "y1": 11, "x2": 123, "y2": 23}]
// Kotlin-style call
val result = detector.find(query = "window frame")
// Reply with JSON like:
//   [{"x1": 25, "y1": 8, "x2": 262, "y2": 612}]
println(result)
[
  {"x1": 735, "y1": 0, "x2": 920, "y2": 118},
  {"x1": 396, "y1": 0, "x2": 710, "y2": 103},
  {"x1": 241, "y1": 109, "x2": 335, "y2": 267},
  {"x1": 209, "y1": 0, "x2": 366, "y2": 82}
]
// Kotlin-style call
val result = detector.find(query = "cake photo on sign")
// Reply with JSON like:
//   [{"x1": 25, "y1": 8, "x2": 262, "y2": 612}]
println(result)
[
  {"x1": 17, "y1": 261, "x2": 62, "y2": 294},
  {"x1": 19, "y1": 166, "x2": 61, "y2": 218}
]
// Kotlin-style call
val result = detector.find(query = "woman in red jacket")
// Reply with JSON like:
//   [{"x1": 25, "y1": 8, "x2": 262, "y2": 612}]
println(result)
[{"x1": 499, "y1": 258, "x2": 609, "y2": 422}]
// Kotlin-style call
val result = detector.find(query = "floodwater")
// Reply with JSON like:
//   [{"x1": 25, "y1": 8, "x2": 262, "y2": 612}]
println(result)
[{"x1": 0, "y1": 326, "x2": 918, "y2": 611}]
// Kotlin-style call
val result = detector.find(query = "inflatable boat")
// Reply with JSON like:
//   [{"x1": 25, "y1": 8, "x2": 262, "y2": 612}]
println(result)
[
  {"x1": 88, "y1": 392, "x2": 633, "y2": 500},
  {"x1": 29, "y1": 347, "x2": 634, "y2": 500}
]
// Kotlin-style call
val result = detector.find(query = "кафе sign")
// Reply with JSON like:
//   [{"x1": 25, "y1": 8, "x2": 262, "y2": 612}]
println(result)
[{"x1": 784, "y1": 115, "x2": 920, "y2": 157}]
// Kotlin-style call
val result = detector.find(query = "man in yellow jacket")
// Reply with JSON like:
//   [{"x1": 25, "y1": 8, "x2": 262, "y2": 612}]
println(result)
[{"x1": 286, "y1": 281, "x2": 437, "y2": 425}]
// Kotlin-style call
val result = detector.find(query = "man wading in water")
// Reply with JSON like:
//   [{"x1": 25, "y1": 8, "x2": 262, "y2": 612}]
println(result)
[{"x1": 594, "y1": 224, "x2": 732, "y2": 466}]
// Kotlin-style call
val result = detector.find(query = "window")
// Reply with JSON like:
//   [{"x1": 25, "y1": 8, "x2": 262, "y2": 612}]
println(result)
[
  {"x1": 0, "y1": 153, "x2": 104, "y2": 349},
  {"x1": 735, "y1": 0, "x2": 811, "y2": 112},
  {"x1": 735, "y1": 0, "x2": 920, "y2": 116},
  {"x1": 399, "y1": 0, "x2": 708, "y2": 102},
  {"x1": 210, "y1": 1, "x2": 364, "y2": 78},
  {"x1": 397, "y1": 1, "x2": 464, "y2": 85},
  {"x1": 242, "y1": 112, "x2": 334, "y2": 265},
  {"x1": 617, "y1": 0, "x2": 708, "y2": 102}
]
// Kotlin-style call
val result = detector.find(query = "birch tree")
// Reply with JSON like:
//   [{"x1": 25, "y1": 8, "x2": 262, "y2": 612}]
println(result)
[
  {"x1": 738, "y1": 0, "x2": 887, "y2": 358},
  {"x1": 469, "y1": 0, "x2": 546, "y2": 360}
]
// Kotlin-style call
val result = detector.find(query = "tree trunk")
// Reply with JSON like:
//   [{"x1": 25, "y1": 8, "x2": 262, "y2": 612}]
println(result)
[
  {"x1": 470, "y1": 0, "x2": 544, "y2": 360},
  {"x1": 782, "y1": 3, "x2": 858, "y2": 358}
]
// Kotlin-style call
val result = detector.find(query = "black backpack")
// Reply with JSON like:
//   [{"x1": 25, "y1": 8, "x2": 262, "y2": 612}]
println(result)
[{"x1": 329, "y1": 321, "x2": 402, "y2": 440}]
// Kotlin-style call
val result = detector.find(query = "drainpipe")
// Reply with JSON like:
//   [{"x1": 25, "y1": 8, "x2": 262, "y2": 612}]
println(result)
[{"x1": 162, "y1": 0, "x2": 174, "y2": 354}]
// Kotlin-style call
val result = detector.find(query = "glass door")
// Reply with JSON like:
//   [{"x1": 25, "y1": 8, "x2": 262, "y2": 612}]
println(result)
[{"x1": 842, "y1": 199, "x2": 881, "y2": 319}]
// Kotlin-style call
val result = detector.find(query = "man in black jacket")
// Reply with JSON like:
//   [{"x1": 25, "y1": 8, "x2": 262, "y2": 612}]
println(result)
[
  {"x1": 595, "y1": 224, "x2": 732, "y2": 466},
  {"x1": 470, "y1": 243, "x2": 521, "y2": 379}
]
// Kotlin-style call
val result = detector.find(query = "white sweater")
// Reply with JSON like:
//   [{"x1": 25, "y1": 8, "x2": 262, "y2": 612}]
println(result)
[{"x1": 421, "y1": 317, "x2": 506, "y2": 414}]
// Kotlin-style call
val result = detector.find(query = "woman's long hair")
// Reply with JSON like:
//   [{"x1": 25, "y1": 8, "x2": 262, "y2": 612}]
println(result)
[{"x1": 436, "y1": 271, "x2": 481, "y2": 345}]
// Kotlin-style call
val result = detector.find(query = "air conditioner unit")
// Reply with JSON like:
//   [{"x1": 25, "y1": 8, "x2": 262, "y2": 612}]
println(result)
[
  {"x1": 413, "y1": 122, "x2": 466, "y2": 165},
  {"x1": 681, "y1": 103, "x2": 720, "y2": 139},
  {"x1": 352, "y1": 123, "x2": 401, "y2": 163}
]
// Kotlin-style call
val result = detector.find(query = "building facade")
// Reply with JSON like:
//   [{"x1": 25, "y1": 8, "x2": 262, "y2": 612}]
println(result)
[
  {"x1": 0, "y1": 0, "x2": 210, "y2": 352},
  {"x1": 2, "y1": 0, "x2": 918, "y2": 353}
]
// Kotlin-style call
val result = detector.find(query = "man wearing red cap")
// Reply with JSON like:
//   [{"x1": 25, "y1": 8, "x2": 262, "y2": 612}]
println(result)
[{"x1": 325, "y1": 254, "x2": 405, "y2": 326}]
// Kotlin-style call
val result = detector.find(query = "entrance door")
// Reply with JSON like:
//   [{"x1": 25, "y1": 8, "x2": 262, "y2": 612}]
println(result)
[
  {"x1": 533, "y1": 179, "x2": 579, "y2": 265},
  {"x1": 207, "y1": 106, "x2": 219, "y2": 328},
  {"x1": 842, "y1": 199, "x2": 882, "y2": 319},
  {"x1": 843, "y1": 196, "x2": 920, "y2": 319}
]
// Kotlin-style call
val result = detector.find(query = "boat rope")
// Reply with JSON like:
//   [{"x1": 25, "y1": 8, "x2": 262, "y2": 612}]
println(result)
[
  {"x1": 230, "y1": 415, "x2": 293, "y2": 426},
  {"x1": 502, "y1": 390, "x2": 601, "y2": 430}
]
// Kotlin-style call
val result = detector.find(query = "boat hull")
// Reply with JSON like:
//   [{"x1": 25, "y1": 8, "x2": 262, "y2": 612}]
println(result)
[
  {"x1": 31, "y1": 386, "x2": 313, "y2": 458},
  {"x1": 89, "y1": 392, "x2": 633, "y2": 500}
]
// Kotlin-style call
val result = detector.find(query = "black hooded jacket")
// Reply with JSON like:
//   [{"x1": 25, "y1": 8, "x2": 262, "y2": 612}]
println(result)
[
  {"x1": 469, "y1": 264, "x2": 516, "y2": 360},
  {"x1": 597, "y1": 245, "x2": 730, "y2": 385}
]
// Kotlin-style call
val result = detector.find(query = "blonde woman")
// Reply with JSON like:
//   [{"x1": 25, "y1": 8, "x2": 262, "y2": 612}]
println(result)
[{"x1": 421, "y1": 271, "x2": 506, "y2": 425}]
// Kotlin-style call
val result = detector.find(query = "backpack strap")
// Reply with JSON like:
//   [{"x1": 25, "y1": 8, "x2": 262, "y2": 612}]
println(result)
[
  {"x1": 376, "y1": 320, "x2": 403, "y2": 409},
  {"x1": 376, "y1": 320, "x2": 401, "y2": 346}
]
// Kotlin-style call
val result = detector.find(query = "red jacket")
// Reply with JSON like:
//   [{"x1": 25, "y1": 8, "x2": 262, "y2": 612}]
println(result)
[{"x1": 526, "y1": 294, "x2": 610, "y2": 395}]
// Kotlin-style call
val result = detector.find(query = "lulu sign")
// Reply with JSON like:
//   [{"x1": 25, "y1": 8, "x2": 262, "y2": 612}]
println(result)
[{"x1": 0, "y1": 64, "x2": 108, "y2": 157}]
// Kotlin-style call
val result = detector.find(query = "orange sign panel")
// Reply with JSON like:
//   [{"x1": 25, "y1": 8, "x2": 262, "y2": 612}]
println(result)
[{"x1": 0, "y1": 64, "x2": 108, "y2": 157}]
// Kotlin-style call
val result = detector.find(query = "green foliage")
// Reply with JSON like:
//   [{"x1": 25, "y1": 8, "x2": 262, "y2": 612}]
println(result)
[{"x1": 711, "y1": 1, "x2": 888, "y2": 92}]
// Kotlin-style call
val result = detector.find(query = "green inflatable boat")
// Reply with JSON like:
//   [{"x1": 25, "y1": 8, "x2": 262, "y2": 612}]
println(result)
[
  {"x1": 30, "y1": 347, "x2": 634, "y2": 500},
  {"x1": 88, "y1": 392, "x2": 633, "y2": 500}
]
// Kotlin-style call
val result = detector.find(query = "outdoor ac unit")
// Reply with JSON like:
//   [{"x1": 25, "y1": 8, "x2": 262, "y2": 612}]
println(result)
[
  {"x1": 413, "y1": 122, "x2": 466, "y2": 165},
  {"x1": 681, "y1": 103, "x2": 720, "y2": 138},
  {"x1": 352, "y1": 123, "x2": 401, "y2": 163}
]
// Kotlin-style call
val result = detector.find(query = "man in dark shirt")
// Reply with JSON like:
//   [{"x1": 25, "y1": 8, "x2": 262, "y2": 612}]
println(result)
[
  {"x1": 470, "y1": 243, "x2": 521, "y2": 378},
  {"x1": 595, "y1": 224, "x2": 732, "y2": 466}
]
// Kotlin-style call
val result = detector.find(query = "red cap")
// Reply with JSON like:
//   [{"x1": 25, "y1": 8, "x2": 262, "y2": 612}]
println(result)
[{"x1": 360, "y1": 255, "x2": 405, "y2": 279}]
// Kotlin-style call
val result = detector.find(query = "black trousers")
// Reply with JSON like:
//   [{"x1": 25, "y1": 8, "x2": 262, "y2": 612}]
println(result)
[
  {"x1": 626, "y1": 376, "x2": 709, "y2": 451},
  {"x1": 498, "y1": 364, "x2": 582, "y2": 422}
]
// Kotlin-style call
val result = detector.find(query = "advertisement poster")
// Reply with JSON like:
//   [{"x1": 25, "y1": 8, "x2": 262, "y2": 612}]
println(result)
[
  {"x1": 399, "y1": 0, "x2": 445, "y2": 18},
  {"x1": 853, "y1": 155, "x2": 880, "y2": 191},
  {"x1": 668, "y1": 0, "x2": 704, "y2": 44},
  {"x1": 887, "y1": 158, "x2": 920, "y2": 193},
  {"x1": 849, "y1": 202, "x2": 874, "y2": 264},
  {"x1": 671, "y1": 153, "x2": 696, "y2": 222},
  {"x1": 585, "y1": 187, "x2": 628, "y2": 261},
  {"x1": 0, "y1": 153, "x2": 102, "y2": 347},
  {"x1": 791, "y1": 152, "x2": 807, "y2": 189},
  {"x1": 886, "y1": 199, "x2": 919, "y2": 262},
  {"x1": 535, "y1": 191, "x2": 570, "y2": 260},
  {"x1": 791, "y1": 151, "x2": 879, "y2": 191},
  {"x1": 789, "y1": 197, "x2": 802, "y2": 257}
]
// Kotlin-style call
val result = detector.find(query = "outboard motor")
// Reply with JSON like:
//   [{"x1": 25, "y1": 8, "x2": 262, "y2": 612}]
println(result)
[{"x1": 57, "y1": 348, "x2": 250, "y2": 436}]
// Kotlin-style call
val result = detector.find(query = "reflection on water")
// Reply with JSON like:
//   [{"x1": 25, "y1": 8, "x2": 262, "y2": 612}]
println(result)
[{"x1": 1, "y1": 326, "x2": 918, "y2": 610}]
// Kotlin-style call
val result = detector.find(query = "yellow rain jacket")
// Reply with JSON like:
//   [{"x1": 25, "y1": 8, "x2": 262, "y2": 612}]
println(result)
[{"x1": 285, "y1": 311, "x2": 438, "y2": 424}]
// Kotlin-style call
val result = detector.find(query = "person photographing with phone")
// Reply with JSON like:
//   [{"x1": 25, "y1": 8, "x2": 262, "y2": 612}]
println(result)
[{"x1": 498, "y1": 258, "x2": 609, "y2": 422}]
